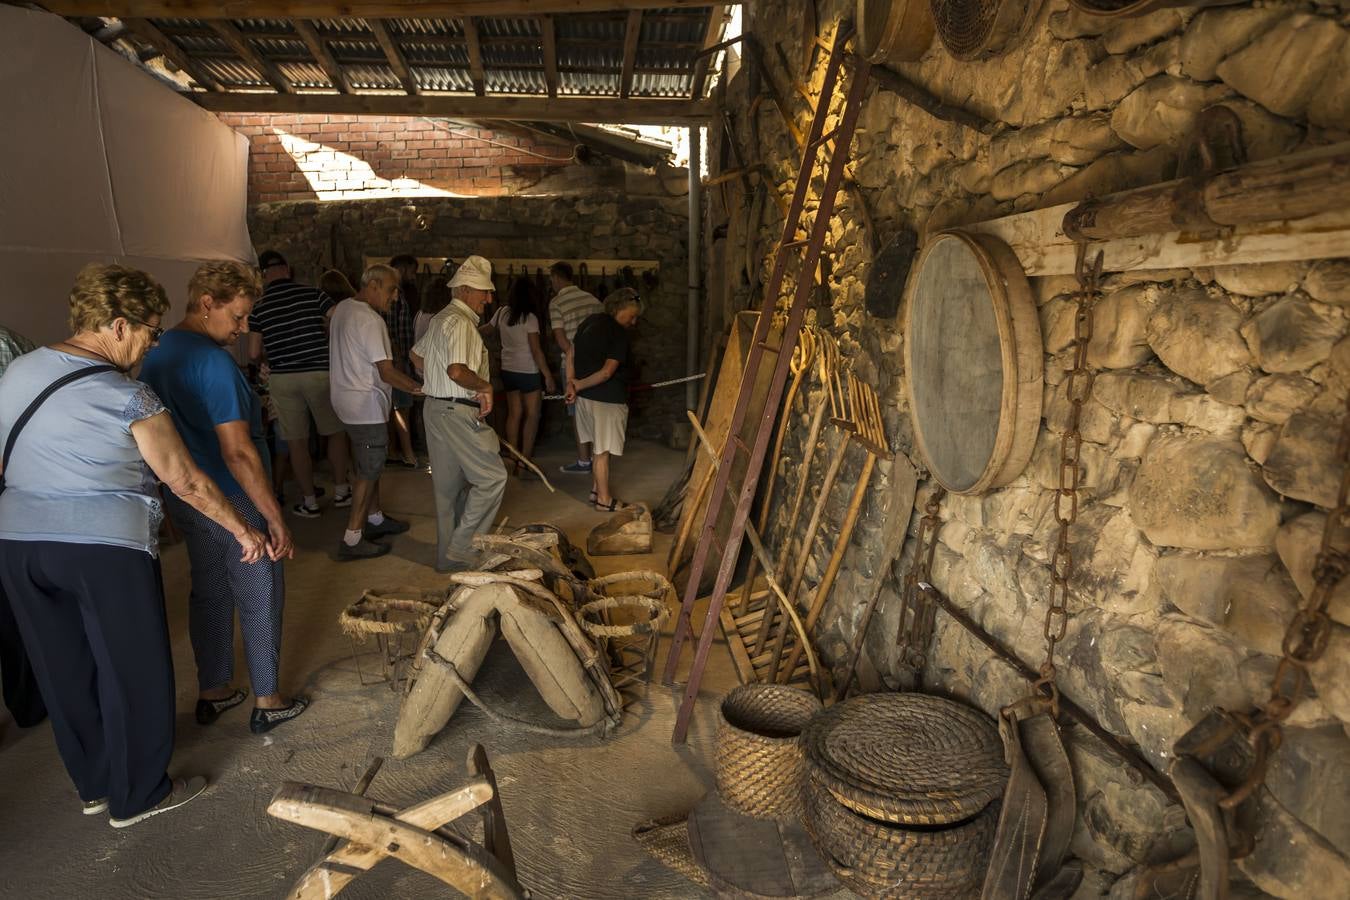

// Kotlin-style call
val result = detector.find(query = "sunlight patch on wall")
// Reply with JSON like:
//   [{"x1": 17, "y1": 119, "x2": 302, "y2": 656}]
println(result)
[{"x1": 275, "y1": 129, "x2": 467, "y2": 200}]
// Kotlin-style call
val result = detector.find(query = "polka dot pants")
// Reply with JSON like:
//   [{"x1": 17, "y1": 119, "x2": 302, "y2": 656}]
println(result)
[{"x1": 166, "y1": 493, "x2": 285, "y2": 697}]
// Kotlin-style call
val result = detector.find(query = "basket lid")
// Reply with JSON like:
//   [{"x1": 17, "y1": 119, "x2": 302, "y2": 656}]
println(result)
[{"x1": 802, "y1": 693, "x2": 1007, "y2": 825}]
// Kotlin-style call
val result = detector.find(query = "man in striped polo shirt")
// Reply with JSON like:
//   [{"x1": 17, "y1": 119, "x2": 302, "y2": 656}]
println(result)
[
  {"x1": 248, "y1": 251, "x2": 352, "y2": 518},
  {"x1": 548, "y1": 261, "x2": 603, "y2": 475}
]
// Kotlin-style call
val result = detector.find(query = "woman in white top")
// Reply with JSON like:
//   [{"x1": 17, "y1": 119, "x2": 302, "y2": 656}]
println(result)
[{"x1": 484, "y1": 279, "x2": 557, "y2": 477}]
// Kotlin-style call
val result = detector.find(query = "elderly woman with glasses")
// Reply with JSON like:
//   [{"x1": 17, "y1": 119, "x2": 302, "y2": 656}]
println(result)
[
  {"x1": 0, "y1": 264, "x2": 267, "y2": 828},
  {"x1": 141, "y1": 262, "x2": 308, "y2": 737}
]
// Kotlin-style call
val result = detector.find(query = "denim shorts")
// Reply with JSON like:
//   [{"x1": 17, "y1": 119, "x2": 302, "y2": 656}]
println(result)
[{"x1": 500, "y1": 370, "x2": 544, "y2": 393}]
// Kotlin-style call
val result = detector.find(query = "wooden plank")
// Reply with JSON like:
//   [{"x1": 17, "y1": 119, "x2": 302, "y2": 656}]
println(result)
[
  {"x1": 462, "y1": 16, "x2": 486, "y2": 96},
  {"x1": 368, "y1": 18, "x2": 420, "y2": 96},
  {"x1": 619, "y1": 9, "x2": 642, "y2": 100},
  {"x1": 718, "y1": 603, "x2": 756, "y2": 686},
  {"x1": 965, "y1": 205, "x2": 1350, "y2": 277},
  {"x1": 539, "y1": 14, "x2": 558, "y2": 99},
  {"x1": 689, "y1": 4, "x2": 728, "y2": 99},
  {"x1": 195, "y1": 92, "x2": 714, "y2": 124},
  {"x1": 42, "y1": 0, "x2": 738, "y2": 16},
  {"x1": 292, "y1": 19, "x2": 349, "y2": 93},
  {"x1": 209, "y1": 20, "x2": 293, "y2": 94},
  {"x1": 123, "y1": 17, "x2": 221, "y2": 91}
]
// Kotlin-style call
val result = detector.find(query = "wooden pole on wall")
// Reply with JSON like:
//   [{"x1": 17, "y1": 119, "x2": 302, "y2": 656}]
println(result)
[{"x1": 688, "y1": 125, "x2": 702, "y2": 411}]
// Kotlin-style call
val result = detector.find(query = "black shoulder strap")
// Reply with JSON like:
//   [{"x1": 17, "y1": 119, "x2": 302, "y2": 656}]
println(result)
[{"x1": 2, "y1": 364, "x2": 117, "y2": 472}]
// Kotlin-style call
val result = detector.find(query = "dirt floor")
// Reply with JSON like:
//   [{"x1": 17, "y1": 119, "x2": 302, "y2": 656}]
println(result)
[{"x1": 0, "y1": 435, "x2": 741, "y2": 899}]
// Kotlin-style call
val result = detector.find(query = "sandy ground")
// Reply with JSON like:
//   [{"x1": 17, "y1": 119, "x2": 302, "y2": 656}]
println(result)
[{"x1": 0, "y1": 435, "x2": 739, "y2": 899}]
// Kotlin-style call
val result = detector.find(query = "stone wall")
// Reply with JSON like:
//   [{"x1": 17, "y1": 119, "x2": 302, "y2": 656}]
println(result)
[
  {"x1": 712, "y1": 2, "x2": 1350, "y2": 896},
  {"x1": 246, "y1": 193, "x2": 691, "y2": 437}
]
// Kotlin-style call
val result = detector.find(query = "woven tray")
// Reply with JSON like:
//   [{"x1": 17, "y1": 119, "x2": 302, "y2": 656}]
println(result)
[
  {"x1": 715, "y1": 684, "x2": 822, "y2": 820},
  {"x1": 801, "y1": 693, "x2": 1005, "y2": 825},
  {"x1": 803, "y1": 775, "x2": 996, "y2": 899}
]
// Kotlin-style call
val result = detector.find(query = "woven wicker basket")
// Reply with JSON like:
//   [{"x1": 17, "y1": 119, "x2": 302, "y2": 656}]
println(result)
[
  {"x1": 715, "y1": 684, "x2": 822, "y2": 821},
  {"x1": 804, "y1": 774, "x2": 996, "y2": 899}
]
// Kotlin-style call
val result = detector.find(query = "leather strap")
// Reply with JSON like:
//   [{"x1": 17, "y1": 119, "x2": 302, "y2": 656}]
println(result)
[{"x1": 1, "y1": 364, "x2": 117, "y2": 484}]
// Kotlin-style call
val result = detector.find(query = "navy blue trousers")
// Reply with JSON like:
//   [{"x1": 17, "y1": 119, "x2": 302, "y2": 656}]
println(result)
[
  {"x1": 0, "y1": 579, "x2": 46, "y2": 727},
  {"x1": 0, "y1": 540, "x2": 174, "y2": 819}
]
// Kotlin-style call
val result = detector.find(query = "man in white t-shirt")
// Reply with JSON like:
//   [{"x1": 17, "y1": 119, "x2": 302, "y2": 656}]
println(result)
[{"x1": 329, "y1": 264, "x2": 424, "y2": 561}]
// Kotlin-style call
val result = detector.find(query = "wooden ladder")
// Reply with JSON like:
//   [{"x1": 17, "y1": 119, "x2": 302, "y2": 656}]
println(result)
[{"x1": 661, "y1": 32, "x2": 871, "y2": 743}]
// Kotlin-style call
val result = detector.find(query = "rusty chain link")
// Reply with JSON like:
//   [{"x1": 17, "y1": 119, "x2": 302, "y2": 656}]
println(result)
[
  {"x1": 896, "y1": 485, "x2": 947, "y2": 680},
  {"x1": 1031, "y1": 241, "x2": 1104, "y2": 718}
]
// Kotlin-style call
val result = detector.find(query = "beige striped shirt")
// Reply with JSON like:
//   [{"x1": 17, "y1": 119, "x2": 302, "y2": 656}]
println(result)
[{"x1": 412, "y1": 299, "x2": 488, "y2": 400}]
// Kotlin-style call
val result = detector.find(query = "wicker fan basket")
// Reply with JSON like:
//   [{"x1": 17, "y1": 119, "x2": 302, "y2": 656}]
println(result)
[
  {"x1": 714, "y1": 684, "x2": 823, "y2": 821},
  {"x1": 929, "y1": 0, "x2": 1044, "y2": 61},
  {"x1": 804, "y1": 774, "x2": 997, "y2": 899}
]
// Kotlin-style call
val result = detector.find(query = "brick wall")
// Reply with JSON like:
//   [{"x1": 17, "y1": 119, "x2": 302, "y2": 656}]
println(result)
[{"x1": 216, "y1": 114, "x2": 591, "y2": 204}]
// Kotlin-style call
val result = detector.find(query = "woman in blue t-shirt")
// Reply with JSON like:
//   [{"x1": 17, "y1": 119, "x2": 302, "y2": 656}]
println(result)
[
  {"x1": 141, "y1": 262, "x2": 308, "y2": 737},
  {"x1": 0, "y1": 264, "x2": 268, "y2": 828}
]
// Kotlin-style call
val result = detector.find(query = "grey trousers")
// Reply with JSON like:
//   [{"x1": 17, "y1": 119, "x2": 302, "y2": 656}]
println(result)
[{"x1": 425, "y1": 399, "x2": 508, "y2": 565}]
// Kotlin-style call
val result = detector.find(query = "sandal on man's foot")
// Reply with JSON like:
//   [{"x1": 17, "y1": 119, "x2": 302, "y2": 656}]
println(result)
[
  {"x1": 593, "y1": 497, "x2": 632, "y2": 512},
  {"x1": 195, "y1": 688, "x2": 248, "y2": 725},
  {"x1": 250, "y1": 697, "x2": 310, "y2": 734}
]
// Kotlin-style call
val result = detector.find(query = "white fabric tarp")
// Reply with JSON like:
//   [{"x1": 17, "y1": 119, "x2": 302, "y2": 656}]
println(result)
[{"x1": 0, "y1": 7, "x2": 253, "y2": 344}]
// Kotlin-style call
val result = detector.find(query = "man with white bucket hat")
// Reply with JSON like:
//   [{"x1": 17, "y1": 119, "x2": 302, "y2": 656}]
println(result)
[{"x1": 411, "y1": 255, "x2": 507, "y2": 572}]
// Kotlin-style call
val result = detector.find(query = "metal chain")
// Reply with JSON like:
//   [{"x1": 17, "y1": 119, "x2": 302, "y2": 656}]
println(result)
[
  {"x1": 897, "y1": 486, "x2": 947, "y2": 679},
  {"x1": 1194, "y1": 386, "x2": 1350, "y2": 810},
  {"x1": 1033, "y1": 242, "x2": 1104, "y2": 718}
]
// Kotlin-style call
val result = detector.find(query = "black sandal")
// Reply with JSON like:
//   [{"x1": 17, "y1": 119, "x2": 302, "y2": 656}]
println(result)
[
  {"x1": 249, "y1": 697, "x2": 310, "y2": 734},
  {"x1": 195, "y1": 688, "x2": 248, "y2": 725},
  {"x1": 593, "y1": 498, "x2": 632, "y2": 512}
]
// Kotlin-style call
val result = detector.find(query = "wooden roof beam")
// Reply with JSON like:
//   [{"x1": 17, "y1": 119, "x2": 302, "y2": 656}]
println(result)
[
  {"x1": 195, "y1": 91, "x2": 715, "y2": 125},
  {"x1": 210, "y1": 20, "x2": 293, "y2": 93},
  {"x1": 367, "y1": 20, "x2": 420, "y2": 96},
  {"x1": 462, "y1": 17, "x2": 485, "y2": 97},
  {"x1": 292, "y1": 19, "x2": 350, "y2": 94},
  {"x1": 41, "y1": 1, "x2": 738, "y2": 18},
  {"x1": 619, "y1": 9, "x2": 641, "y2": 100},
  {"x1": 690, "y1": 4, "x2": 729, "y2": 100},
  {"x1": 539, "y1": 14, "x2": 558, "y2": 99},
  {"x1": 122, "y1": 17, "x2": 221, "y2": 91}
]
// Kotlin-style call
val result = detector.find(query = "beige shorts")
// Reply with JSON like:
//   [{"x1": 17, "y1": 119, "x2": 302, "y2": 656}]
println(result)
[
  {"x1": 269, "y1": 371, "x2": 343, "y2": 440},
  {"x1": 574, "y1": 397, "x2": 628, "y2": 457}
]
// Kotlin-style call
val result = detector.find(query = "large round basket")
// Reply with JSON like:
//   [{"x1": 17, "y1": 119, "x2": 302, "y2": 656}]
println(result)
[
  {"x1": 902, "y1": 230, "x2": 1041, "y2": 495},
  {"x1": 929, "y1": 0, "x2": 1044, "y2": 61},
  {"x1": 715, "y1": 684, "x2": 823, "y2": 821},
  {"x1": 801, "y1": 692, "x2": 1006, "y2": 825},
  {"x1": 803, "y1": 775, "x2": 997, "y2": 899},
  {"x1": 856, "y1": 0, "x2": 934, "y2": 64}
]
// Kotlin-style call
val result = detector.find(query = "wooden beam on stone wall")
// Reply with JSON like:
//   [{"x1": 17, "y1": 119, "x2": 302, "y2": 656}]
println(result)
[
  {"x1": 292, "y1": 19, "x2": 350, "y2": 94},
  {"x1": 195, "y1": 91, "x2": 715, "y2": 124},
  {"x1": 462, "y1": 17, "x2": 486, "y2": 97},
  {"x1": 540, "y1": 15, "x2": 558, "y2": 99},
  {"x1": 368, "y1": 19, "x2": 420, "y2": 96},
  {"x1": 123, "y1": 17, "x2": 222, "y2": 91},
  {"x1": 41, "y1": 1, "x2": 738, "y2": 18},
  {"x1": 619, "y1": 9, "x2": 642, "y2": 100},
  {"x1": 210, "y1": 20, "x2": 293, "y2": 93},
  {"x1": 689, "y1": 4, "x2": 728, "y2": 100}
]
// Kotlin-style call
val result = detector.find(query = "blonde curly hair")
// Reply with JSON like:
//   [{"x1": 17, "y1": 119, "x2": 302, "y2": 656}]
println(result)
[
  {"x1": 187, "y1": 260, "x2": 263, "y2": 311},
  {"x1": 68, "y1": 264, "x2": 170, "y2": 334}
]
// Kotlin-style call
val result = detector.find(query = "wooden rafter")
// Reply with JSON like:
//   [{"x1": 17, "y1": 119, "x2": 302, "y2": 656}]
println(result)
[
  {"x1": 368, "y1": 19, "x2": 420, "y2": 95},
  {"x1": 689, "y1": 4, "x2": 729, "y2": 99},
  {"x1": 619, "y1": 9, "x2": 642, "y2": 100},
  {"x1": 41, "y1": 1, "x2": 737, "y2": 17},
  {"x1": 292, "y1": 19, "x2": 349, "y2": 93},
  {"x1": 539, "y1": 14, "x2": 558, "y2": 99},
  {"x1": 196, "y1": 91, "x2": 715, "y2": 124},
  {"x1": 462, "y1": 17, "x2": 485, "y2": 97},
  {"x1": 122, "y1": 17, "x2": 221, "y2": 91},
  {"x1": 209, "y1": 20, "x2": 293, "y2": 93}
]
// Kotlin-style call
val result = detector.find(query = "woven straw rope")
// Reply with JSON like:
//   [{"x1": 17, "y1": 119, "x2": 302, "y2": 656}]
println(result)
[
  {"x1": 714, "y1": 684, "x2": 822, "y2": 821},
  {"x1": 338, "y1": 591, "x2": 443, "y2": 639},
  {"x1": 578, "y1": 594, "x2": 670, "y2": 637}
]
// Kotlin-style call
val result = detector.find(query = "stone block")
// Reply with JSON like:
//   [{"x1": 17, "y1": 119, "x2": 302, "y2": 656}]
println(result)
[
  {"x1": 1111, "y1": 75, "x2": 1233, "y2": 151},
  {"x1": 1246, "y1": 374, "x2": 1318, "y2": 425},
  {"x1": 1242, "y1": 295, "x2": 1339, "y2": 372},
  {"x1": 1041, "y1": 146, "x2": 1177, "y2": 207},
  {"x1": 1242, "y1": 421, "x2": 1279, "y2": 466},
  {"x1": 1147, "y1": 285, "x2": 1251, "y2": 385},
  {"x1": 1277, "y1": 511, "x2": 1350, "y2": 627},
  {"x1": 1308, "y1": 38, "x2": 1350, "y2": 130},
  {"x1": 1206, "y1": 369, "x2": 1255, "y2": 406},
  {"x1": 1179, "y1": 4, "x2": 1293, "y2": 82},
  {"x1": 1236, "y1": 789, "x2": 1350, "y2": 900},
  {"x1": 1093, "y1": 371, "x2": 1243, "y2": 435},
  {"x1": 1049, "y1": 112, "x2": 1126, "y2": 166},
  {"x1": 1305, "y1": 259, "x2": 1350, "y2": 308},
  {"x1": 1265, "y1": 724, "x2": 1350, "y2": 855},
  {"x1": 990, "y1": 158, "x2": 1076, "y2": 202},
  {"x1": 1263, "y1": 411, "x2": 1341, "y2": 507},
  {"x1": 1039, "y1": 293, "x2": 1077, "y2": 352},
  {"x1": 1087, "y1": 285, "x2": 1155, "y2": 369},
  {"x1": 1154, "y1": 553, "x2": 1302, "y2": 655},
  {"x1": 1216, "y1": 13, "x2": 1348, "y2": 119},
  {"x1": 1310, "y1": 622, "x2": 1350, "y2": 723},
  {"x1": 1211, "y1": 260, "x2": 1308, "y2": 298},
  {"x1": 1102, "y1": 8, "x2": 1188, "y2": 56},
  {"x1": 1216, "y1": 99, "x2": 1305, "y2": 164},
  {"x1": 1115, "y1": 421, "x2": 1157, "y2": 460},
  {"x1": 1129, "y1": 433, "x2": 1281, "y2": 550},
  {"x1": 1156, "y1": 616, "x2": 1249, "y2": 720},
  {"x1": 1045, "y1": 377, "x2": 1115, "y2": 443}
]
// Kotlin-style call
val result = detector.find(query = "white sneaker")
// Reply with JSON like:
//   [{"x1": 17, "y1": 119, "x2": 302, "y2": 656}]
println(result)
[
  {"x1": 82, "y1": 797, "x2": 109, "y2": 816},
  {"x1": 109, "y1": 776, "x2": 207, "y2": 828},
  {"x1": 291, "y1": 501, "x2": 321, "y2": 518}
]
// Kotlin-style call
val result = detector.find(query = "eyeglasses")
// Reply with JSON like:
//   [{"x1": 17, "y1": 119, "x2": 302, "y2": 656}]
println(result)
[{"x1": 125, "y1": 317, "x2": 165, "y2": 341}]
